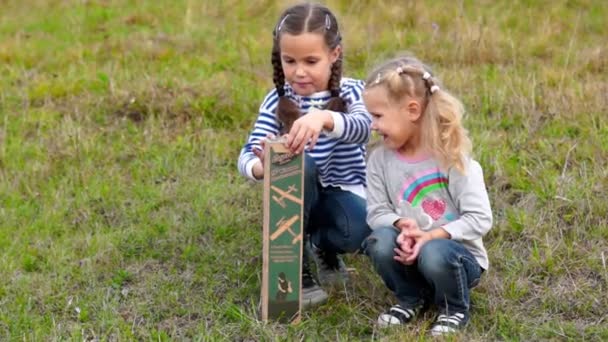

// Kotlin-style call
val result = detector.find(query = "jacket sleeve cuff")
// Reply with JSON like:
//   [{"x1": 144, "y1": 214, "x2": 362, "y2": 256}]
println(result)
[
  {"x1": 245, "y1": 158, "x2": 262, "y2": 182},
  {"x1": 442, "y1": 222, "x2": 464, "y2": 241},
  {"x1": 370, "y1": 213, "x2": 402, "y2": 230},
  {"x1": 323, "y1": 111, "x2": 345, "y2": 138}
]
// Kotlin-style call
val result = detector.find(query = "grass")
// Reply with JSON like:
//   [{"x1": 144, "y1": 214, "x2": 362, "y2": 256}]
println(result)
[{"x1": 1, "y1": 0, "x2": 607, "y2": 340}]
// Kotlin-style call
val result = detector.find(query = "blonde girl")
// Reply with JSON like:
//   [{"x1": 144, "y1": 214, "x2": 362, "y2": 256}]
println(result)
[{"x1": 362, "y1": 55, "x2": 493, "y2": 336}]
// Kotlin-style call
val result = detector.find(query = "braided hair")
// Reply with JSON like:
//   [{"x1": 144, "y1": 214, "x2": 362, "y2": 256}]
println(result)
[{"x1": 271, "y1": 3, "x2": 345, "y2": 133}]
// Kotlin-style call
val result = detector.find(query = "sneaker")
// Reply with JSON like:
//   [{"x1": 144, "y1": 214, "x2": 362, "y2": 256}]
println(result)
[
  {"x1": 377, "y1": 304, "x2": 421, "y2": 327},
  {"x1": 430, "y1": 312, "x2": 467, "y2": 336},
  {"x1": 311, "y1": 243, "x2": 350, "y2": 286},
  {"x1": 301, "y1": 249, "x2": 328, "y2": 309}
]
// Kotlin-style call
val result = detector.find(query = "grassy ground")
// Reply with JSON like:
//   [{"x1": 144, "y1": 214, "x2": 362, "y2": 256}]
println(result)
[{"x1": 1, "y1": 0, "x2": 606, "y2": 340}]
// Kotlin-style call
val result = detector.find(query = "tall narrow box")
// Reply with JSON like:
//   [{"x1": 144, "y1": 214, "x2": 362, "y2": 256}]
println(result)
[{"x1": 261, "y1": 139, "x2": 304, "y2": 323}]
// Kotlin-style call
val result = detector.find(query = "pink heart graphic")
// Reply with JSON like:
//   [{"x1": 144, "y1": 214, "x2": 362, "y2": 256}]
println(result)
[{"x1": 421, "y1": 199, "x2": 446, "y2": 220}]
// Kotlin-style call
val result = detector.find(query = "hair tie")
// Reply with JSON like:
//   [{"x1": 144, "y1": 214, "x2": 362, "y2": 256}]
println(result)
[
  {"x1": 325, "y1": 14, "x2": 331, "y2": 30},
  {"x1": 275, "y1": 15, "x2": 289, "y2": 37},
  {"x1": 421, "y1": 71, "x2": 440, "y2": 94},
  {"x1": 374, "y1": 73, "x2": 382, "y2": 85},
  {"x1": 396, "y1": 67, "x2": 403, "y2": 74}
]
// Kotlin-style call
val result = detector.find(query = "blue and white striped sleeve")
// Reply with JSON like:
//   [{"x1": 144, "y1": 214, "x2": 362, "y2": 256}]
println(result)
[
  {"x1": 325, "y1": 79, "x2": 371, "y2": 144},
  {"x1": 237, "y1": 90, "x2": 281, "y2": 181}
]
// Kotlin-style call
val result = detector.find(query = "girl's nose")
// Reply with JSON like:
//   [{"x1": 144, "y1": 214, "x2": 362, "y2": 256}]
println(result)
[{"x1": 295, "y1": 66, "x2": 306, "y2": 77}]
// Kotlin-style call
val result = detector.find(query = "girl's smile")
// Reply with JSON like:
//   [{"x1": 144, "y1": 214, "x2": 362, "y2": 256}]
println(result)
[{"x1": 363, "y1": 86, "x2": 422, "y2": 155}]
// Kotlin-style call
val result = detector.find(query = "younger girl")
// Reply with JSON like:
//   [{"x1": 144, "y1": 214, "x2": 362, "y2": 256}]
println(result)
[
  {"x1": 237, "y1": 3, "x2": 372, "y2": 308},
  {"x1": 361, "y1": 55, "x2": 493, "y2": 336}
]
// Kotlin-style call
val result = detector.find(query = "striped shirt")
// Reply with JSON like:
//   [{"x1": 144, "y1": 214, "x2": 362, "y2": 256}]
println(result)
[{"x1": 237, "y1": 78, "x2": 372, "y2": 195}]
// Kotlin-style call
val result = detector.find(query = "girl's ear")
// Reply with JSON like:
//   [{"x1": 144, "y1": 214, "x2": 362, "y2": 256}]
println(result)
[
  {"x1": 403, "y1": 99, "x2": 423, "y2": 121},
  {"x1": 329, "y1": 45, "x2": 341, "y2": 64}
]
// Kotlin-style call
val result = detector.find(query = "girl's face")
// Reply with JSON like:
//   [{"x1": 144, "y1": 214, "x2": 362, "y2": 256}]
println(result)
[
  {"x1": 363, "y1": 86, "x2": 422, "y2": 153},
  {"x1": 279, "y1": 32, "x2": 340, "y2": 96}
]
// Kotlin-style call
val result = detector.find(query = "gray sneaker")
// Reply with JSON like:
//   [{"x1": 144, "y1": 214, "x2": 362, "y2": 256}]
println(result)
[
  {"x1": 311, "y1": 244, "x2": 350, "y2": 286},
  {"x1": 301, "y1": 250, "x2": 328, "y2": 309}
]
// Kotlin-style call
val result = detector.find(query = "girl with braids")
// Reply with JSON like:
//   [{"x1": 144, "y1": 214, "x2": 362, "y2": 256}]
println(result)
[
  {"x1": 361, "y1": 55, "x2": 493, "y2": 336},
  {"x1": 237, "y1": 3, "x2": 372, "y2": 308}
]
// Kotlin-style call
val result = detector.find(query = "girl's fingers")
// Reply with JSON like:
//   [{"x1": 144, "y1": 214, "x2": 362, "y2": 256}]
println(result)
[
  {"x1": 403, "y1": 229, "x2": 422, "y2": 238},
  {"x1": 279, "y1": 134, "x2": 290, "y2": 149},
  {"x1": 405, "y1": 244, "x2": 421, "y2": 263},
  {"x1": 402, "y1": 218, "x2": 418, "y2": 230},
  {"x1": 287, "y1": 123, "x2": 300, "y2": 147},
  {"x1": 393, "y1": 248, "x2": 407, "y2": 263},
  {"x1": 394, "y1": 247, "x2": 415, "y2": 265},
  {"x1": 256, "y1": 133, "x2": 278, "y2": 159},
  {"x1": 307, "y1": 133, "x2": 318, "y2": 151},
  {"x1": 396, "y1": 233, "x2": 406, "y2": 245},
  {"x1": 253, "y1": 147, "x2": 263, "y2": 160},
  {"x1": 402, "y1": 240, "x2": 413, "y2": 254},
  {"x1": 261, "y1": 133, "x2": 276, "y2": 146},
  {"x1": 290, "y1": 129, "x2": 309, "y2": 154},
  {"x1": 306, "y1": 127, "x2": 321, "y2": 151},
  {"x1": 395, "y1": 246, "x2": 412, "y2": 257},
  {"x1": 258, "y1": 135, "x2": 270, "y2": 153}
]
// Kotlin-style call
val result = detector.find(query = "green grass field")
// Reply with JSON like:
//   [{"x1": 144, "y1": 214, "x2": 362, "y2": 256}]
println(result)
[{"x1": 1, "y1": 0, "x2": 607, "y2": 340}]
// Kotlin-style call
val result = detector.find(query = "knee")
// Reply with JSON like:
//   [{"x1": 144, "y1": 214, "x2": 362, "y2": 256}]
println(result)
[
  {"x1": 417, "y1": 240, "x2": 452, "y2": 277},
  {"x1": 363, "y1": 227, "x2": 398, "y2": 263},
  {"x1": 341, "y1": 219, "x2": 371, "y2": 254}
]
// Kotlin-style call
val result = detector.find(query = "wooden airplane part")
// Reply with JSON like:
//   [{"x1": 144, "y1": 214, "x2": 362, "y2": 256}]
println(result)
[
  {"x1": 272, "y1": 195, "x2": 287, "y2": 208},
  {"x1": 272, "y1": 185, "x2": 298, "y2": 208},
  {"x1": 271, "y1": 185, "x2": 303, "y2": 206},
  {"x1": 270, "y1": 215, "x2": 299, "y2": 241},
  {"x1": 291, "y1": 233, "x2": 302, "y2": 245}
]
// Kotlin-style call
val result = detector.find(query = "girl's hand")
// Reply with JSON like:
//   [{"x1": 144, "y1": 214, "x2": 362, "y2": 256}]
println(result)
[
  {"x1": 251, "y1": 134, "x2": 276, "y2": 179},
  {"x1": 392, "y1": 218, "x2": 418, "y2": 265},
  {"x1": 395, "y1": 231, "x2": 416, "y2": 265},
  {"x1": 394, "y1": 218, "x2": 419, "y2": 231},
  {"x1": 401, "y1": 228, "x2": 437, "y2": 263},
  {"x1": 396, "y1": 231, "x2": 415, "y2": 254},
  {"x1": 286, "y1": 108, "x2": 333, "y2": 154}
]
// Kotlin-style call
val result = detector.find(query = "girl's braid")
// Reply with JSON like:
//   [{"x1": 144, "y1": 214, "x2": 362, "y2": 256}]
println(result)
[
  {"x1": 325, "y1": 51, "x2": 345, "y2": 112},
  {"x1": 271, "y1": 46, "x2": 285, "y2": 97},
  {"x1": 272, "y1": 28, "x2": 300, "y2": 133}
]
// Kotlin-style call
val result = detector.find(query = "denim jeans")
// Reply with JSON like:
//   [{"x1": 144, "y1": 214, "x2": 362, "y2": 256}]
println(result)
[
  {"x1": 362, "y1": 226, "x2": 483, "y2": 318},
  {"x1": 303, "y1": 155, "x2": 371, "y2": 254}
]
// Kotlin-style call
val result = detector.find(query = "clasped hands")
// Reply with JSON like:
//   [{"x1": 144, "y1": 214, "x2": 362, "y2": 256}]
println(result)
[{"x1": 394, "y1": 218, "x2": 446, "y2": 265}]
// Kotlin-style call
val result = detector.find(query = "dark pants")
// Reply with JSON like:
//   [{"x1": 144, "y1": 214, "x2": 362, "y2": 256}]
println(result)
[
  {"x1": 303, "y1": 155, "x2": 371, "y2": 254},
  {"x1": 363, "y1": 226, "x2": 482, "y2": 320}
]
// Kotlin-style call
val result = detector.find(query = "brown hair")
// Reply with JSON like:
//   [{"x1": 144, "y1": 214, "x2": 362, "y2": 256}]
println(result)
[
  {"x1": 272, "y1": 3, "x2": 345, "y2": 133},
  {"x1": 365, "y1": 55, "x2": 472, "y2": 173}
]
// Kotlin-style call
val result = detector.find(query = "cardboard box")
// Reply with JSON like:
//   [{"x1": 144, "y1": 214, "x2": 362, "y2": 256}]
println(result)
[{"x1": 260, "y1": 139, "x2": 304, "y2": 323}]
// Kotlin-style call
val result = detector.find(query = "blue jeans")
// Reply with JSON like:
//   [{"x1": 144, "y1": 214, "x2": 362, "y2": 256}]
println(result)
[
  {"x1": 362, "y1": 226, "x2": 482, "y2": 318},
  {"x1": 303, "y1": 155, "x2": 371, "y2": 254}
]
